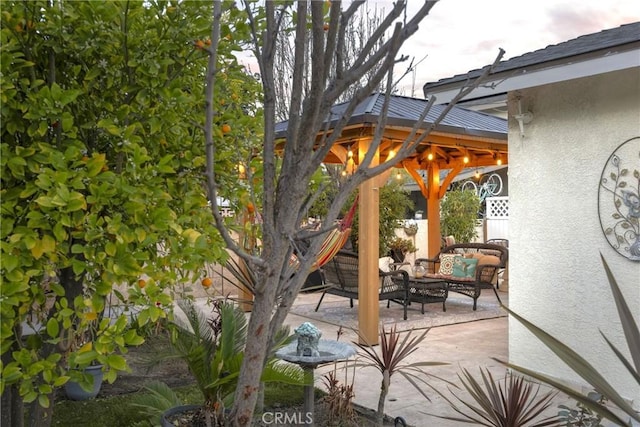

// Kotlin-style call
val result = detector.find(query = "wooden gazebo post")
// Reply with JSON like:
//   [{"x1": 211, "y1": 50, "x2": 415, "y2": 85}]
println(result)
[
  {"x1": 357, "y1": 138, "x2": 381, "y2": 345},
  {"x1": 426, "y1": 162, "x2": 441, "y2": 258}
]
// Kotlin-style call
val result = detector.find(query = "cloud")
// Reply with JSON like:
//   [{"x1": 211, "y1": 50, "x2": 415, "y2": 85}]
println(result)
[{"x1": 544, "y1": 6, "x2": 628, "y2": 42}]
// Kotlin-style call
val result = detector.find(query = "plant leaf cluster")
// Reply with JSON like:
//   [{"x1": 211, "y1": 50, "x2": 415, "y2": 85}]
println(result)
[{"x1": 0, "y1": 1, "x2": 262, "y2": 423}]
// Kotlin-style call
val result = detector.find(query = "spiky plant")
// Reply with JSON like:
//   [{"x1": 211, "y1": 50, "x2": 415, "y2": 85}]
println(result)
[
  {"x1": 145, "y1": 299, "x2": 303, "y2": 427},
  {"x1": 354, "y1": 325, "x2": 447, "y2": 426},
  {"x1": 431, "y1": 367, "x2": 562, "y2": 427},
  {"x1": 501, "y1": 255, "x2": 640, "y2": 426},
  {"x1": 130, "y1": 380, "x2": 184, "y2": 423}
]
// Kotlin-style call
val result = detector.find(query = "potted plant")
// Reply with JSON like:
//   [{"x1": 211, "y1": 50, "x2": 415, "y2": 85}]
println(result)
[
  {"x1": 387, "y1": 237, "x2": 417, "y2": 263},
  {"x1": 143, "y1": 299, "x2": 303, "y2": 427},
  {"x1": 62, "y1": 303, "x2": 141, "y2": 401},
  {"x1": 63, "y1": 308, "x2": 105, "y2": 401},
  {"x1": 403, "y1": 220, "x2": 419, "y2": 236}
]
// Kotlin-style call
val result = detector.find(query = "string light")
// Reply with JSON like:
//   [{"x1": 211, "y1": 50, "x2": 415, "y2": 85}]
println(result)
[{"x1": 427, "y1": 145, "x2": 434, "y2": 161}]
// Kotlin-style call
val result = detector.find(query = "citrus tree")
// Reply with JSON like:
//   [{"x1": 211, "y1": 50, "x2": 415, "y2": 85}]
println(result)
[{"x1": 0, "y1": 1, "x2": 260, "y2": 425}]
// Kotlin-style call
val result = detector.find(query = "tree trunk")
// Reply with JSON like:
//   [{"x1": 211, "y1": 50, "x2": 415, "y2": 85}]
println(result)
[
  {"x1": 2, "y1": 319, "x2": 24, "y2": 427},
  {"x1": 229, "y1": 283, "x2": 277, "y2": 426},
  {"x1": 376, "y1": 371, "x2": 390, "y2": 426},
  {"x1": 28, "y1": 395, "x2": 55, "y2": 427}
]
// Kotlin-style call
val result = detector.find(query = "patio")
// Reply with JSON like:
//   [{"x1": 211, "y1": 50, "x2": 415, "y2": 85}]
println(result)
[{"x1": 283, "y1": 288, "x2": 573, "y2": 426}]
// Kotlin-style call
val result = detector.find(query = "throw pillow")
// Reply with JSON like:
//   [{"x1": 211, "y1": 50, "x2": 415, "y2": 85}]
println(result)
[
  {"x1": 378, "y1": 256, "x2": 393, "y2": 273},
  {"x1": 452, "y1": 257, "x2": 478, "y2": 279},
  {"x1": 438, "y1": 253, "x2": 459, "y2": 275},
  {"x1": 477, "y1": 255, "x2": 500, "y2": 266}
]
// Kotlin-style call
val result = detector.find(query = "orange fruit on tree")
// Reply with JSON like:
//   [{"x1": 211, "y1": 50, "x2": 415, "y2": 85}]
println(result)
[
  {"x1": 221, "y1": 124, "x2": 231, "y2": 134},
  {"x1": 201, "y1": 277, "x2": 213, "y2": 288},
  {"x1": 138, "y1": 279, "x2": 147, "y2": 288}
]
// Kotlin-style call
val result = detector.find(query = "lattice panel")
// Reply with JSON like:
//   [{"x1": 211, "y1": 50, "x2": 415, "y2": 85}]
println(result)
[{"x1": 486, "y1": 197, "x2": 509, "y2": 219}]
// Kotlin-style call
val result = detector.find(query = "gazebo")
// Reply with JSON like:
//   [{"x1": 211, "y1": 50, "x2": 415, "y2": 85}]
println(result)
[{"x1": 277, "y1": 93, "x2": 507, "y2": 343}]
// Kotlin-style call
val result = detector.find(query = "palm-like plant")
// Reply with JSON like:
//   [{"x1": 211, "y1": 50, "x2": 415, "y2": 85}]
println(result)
[
  {"x1": 354, "y1": 325, "x2": 447, "y2": 426},
  {"x1": 431, "y1": 367, "x2": 562, "y2": 427},
  {"x1": 501, "y1": 255, "x2": 640, "y2": 426},
  {"x1": 146, "y1": 299, "x2": 302, "y2": 426}
]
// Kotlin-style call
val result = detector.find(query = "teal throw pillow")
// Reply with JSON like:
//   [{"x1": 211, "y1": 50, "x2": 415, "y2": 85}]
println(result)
[{"x1": 452, "y1": 257, "x2": 478, "y2": 279}]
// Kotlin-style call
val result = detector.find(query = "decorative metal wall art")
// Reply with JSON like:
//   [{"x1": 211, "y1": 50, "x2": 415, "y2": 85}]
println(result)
[{"x1": 598, "y1": 136, "x2": 640, "y2": 261}]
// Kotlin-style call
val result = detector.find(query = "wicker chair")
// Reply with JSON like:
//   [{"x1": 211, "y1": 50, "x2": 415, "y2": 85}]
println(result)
[{"x1": 314, "y1": 250, "x2": 410, "y2": 320}]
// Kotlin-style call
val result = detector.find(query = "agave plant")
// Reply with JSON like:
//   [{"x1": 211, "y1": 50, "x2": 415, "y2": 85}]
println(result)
[
  {"x1": 353, "y1": 325, "x2": 447, "y2": 426},
  {"x1": 501, "y1": 255, "x2": 640, "y2": 426},
  {"x1": 429, "y1": 367, "x2": 562, "y2": 427}
]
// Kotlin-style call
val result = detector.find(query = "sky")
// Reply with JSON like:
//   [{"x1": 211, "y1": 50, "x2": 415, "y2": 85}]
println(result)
[{"x1": 390, "y1": 0, "x2": 639, "y2": 96}]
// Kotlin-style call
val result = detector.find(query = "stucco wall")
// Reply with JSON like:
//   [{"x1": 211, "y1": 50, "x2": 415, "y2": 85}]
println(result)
[{"x1": 508, "y1": 68, "x2": 640, "y2": 407}]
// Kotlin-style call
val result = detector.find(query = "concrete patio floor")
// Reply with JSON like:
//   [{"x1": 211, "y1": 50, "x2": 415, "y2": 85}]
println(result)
[{"x1": 282, "y1": 288, "x2": 574, "y2": 426}]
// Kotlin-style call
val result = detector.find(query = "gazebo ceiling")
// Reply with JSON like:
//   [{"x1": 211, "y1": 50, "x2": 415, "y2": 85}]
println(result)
[{"x1": 275, "y1": 93, "x2": 508, "y2": 171}]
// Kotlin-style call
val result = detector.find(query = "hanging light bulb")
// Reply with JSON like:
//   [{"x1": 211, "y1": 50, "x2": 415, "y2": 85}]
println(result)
[
  {"x1": 474, "y1": 169, "x2": 480, "y2": 179},
  {"x1": 497, "y1": 156, "x2": 503, "y2": 166},
  {"x1": 347, "y1": 146, "x2": 353, "y2": 159},
  {"x1": 463, "y1": 154, "x2": 469, "y2": 164},
  {"x1": 388, "y1": 149, "x2": 396, "y2": 160},
  {"x1": 427, "y1": 145, "x2": 434, "y2": 161},
  {"x1": 396, "y1": 171, "x2": 402, "y2": 180}
]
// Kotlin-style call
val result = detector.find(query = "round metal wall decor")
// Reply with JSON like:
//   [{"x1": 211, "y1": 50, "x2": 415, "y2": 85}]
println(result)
[{"x1": 598, "y1": 136, "x2": 640, "y2": 261}]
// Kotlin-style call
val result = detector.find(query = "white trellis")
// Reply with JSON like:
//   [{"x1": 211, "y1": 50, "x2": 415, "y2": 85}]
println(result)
[
  {"x1": 486, "y1": 196, "x2": 509, "y2": 219},
  {"x1": 485, "y1": 196, "x2": 509, "y2": 241}
]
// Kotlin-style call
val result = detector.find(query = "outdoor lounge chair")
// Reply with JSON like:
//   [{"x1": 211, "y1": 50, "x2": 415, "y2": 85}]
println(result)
[{"x1": 314, "y1": 249, "x2": 410, "y2": 320}]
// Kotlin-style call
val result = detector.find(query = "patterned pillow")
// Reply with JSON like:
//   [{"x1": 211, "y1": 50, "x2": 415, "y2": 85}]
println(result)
[
  {"x1": 438, "y1": 254, "x2": 460, "y2": 275},
  {"x1": 452, "y1": 257, "x2": 478, "y2": 279}
]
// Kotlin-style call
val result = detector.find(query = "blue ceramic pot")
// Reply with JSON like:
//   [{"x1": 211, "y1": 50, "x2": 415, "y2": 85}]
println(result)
[{"x1": 64, "y1": 364, "x2": 104, "y2": 400}]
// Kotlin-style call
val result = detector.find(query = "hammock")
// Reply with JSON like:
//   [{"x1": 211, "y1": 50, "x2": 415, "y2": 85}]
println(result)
[{"x1": 291, "y1": 196, "x2": 359, "y2": 273}]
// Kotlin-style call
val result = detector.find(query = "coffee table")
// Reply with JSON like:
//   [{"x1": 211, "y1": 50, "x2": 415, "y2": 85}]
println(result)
[{"x1": 407, "y1": 276, "x2": 448, "y2": 314}]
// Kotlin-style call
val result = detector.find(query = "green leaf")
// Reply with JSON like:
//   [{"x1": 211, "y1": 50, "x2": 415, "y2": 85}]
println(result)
[
  {"x1": 46, "y1": 318, "x2": 59, "y2": 339},
  {"x1": 106, "y1": 354, "x2": 127, "y2": 371},
  {"x1": 53, "y1": 375, "x2": 70, "y2": 387},
  {"x1": 503, "y1": 305, "x2": 639, "y2": 423},
  {"x1": 600, "y1": 254, "x2": 640, "y2": 372},
  {"x1": 1, "y1": 365, "x2": 23, "y2": 384}
]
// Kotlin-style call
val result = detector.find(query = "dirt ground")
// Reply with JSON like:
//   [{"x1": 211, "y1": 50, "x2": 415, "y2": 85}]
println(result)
[{"x1": 98, "y1": 334, "x2": 193, "y2": 398}]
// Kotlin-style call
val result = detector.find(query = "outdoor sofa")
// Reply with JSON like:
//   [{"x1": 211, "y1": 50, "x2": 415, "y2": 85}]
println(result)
[{"x1": 415, "y1": 242, "x2": 508, "y2": 310}]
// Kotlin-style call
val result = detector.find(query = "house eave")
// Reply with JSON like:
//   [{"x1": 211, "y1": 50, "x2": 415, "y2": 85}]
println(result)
[{"x1": 424, "y1": 49, "x2": 640, "y2": 104}]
